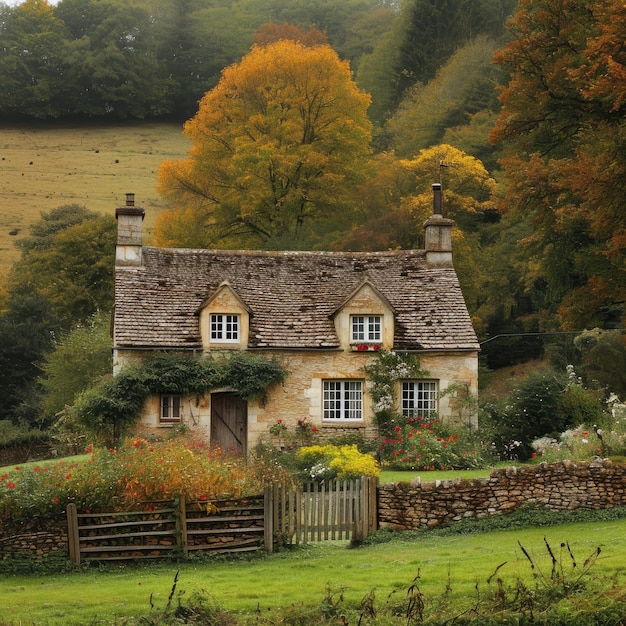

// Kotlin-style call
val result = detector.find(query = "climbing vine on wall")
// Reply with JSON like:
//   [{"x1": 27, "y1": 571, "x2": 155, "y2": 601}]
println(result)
[
  {"x1": 363, "y1": 349, "x2": 428, "y2": 436},
  {"x1": 71, "y1": 352, "x2": 287, "y2": 444}
]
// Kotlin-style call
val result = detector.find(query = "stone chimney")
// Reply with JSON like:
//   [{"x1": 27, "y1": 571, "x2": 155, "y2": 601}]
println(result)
[
  {"x1": 424, "y1": 183, "x2": 454, "y2": 267},
  {"x1": 115, "y1": 193, "x2": 145, "y2": 266}
]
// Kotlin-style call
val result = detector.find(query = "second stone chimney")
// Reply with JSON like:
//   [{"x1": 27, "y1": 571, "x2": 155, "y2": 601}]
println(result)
[
  {"x1": 424, "y1": 183, "x2": 454, "y2": 267},
  {"x1": 115, "y1": 193, "x2": 145, "y2": 266}
]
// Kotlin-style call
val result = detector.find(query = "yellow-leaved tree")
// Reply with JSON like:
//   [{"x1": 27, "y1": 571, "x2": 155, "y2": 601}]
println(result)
[{"x1": 156, "y1": 40, "x2": 373, "y2": 249}]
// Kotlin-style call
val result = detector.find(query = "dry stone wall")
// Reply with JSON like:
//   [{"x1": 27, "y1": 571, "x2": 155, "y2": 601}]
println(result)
[{"x1": 378, "y1": 459, "x2": 626, "y2": 530}]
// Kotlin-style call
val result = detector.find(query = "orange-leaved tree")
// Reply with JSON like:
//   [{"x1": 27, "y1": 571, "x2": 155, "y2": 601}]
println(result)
[
  {"x1": 490, "y1": 0, "x2": 626, "y2": 329},
  {"x1": 156, "y1": 39, "x2": 372, "y2": 250}
]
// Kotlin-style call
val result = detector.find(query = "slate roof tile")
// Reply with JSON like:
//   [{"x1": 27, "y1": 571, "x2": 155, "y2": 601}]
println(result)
[{"x1": 114, "y1": 247, "x2": 479, "y2": 351}]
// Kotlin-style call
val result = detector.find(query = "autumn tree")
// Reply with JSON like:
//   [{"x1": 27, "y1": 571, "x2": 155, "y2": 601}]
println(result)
[
  {"x1": 491, "y1": 0, "x2": 626, "y2": 330},
  {"x1": 253, "y1": 22, "x2": 328, "y2": 47},
  {"x1": 156, "y1": 40, "x2": 372, "y2": 249}
]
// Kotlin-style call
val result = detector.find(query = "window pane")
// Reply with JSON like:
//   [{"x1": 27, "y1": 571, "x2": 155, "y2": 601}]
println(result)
[
  {"x1": 211, "y1": 314, "x2": 239, "y2": 341},
  {"x1": 211, "y1": 315, "x2": 222, "y2": 339},
  {"x1": 402, "y1": 381, "x2": 438, "y2": 418},
  {"x1": 368, "y1": 316, "x2": 381, "y2": 341},
  {"x1": 323, "y1": 380, "x2": 362, "y2": 421},
  {"x1": 352, "y1": 316, "x2": 365, "y2": 341}
]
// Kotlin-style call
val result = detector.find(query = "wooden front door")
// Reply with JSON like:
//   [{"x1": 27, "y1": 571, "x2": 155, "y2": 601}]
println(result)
[{"x1": 210, "y1": 392, "x2": 247, "y2": 455}]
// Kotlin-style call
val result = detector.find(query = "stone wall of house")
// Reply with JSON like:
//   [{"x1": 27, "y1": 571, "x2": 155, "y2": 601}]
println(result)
[
  {"x1": 378, "y1": 459, "x2": 626, "y2": 530},
  {"x1": 120, "y1": 347, "x2": 478, "y2": 451}
]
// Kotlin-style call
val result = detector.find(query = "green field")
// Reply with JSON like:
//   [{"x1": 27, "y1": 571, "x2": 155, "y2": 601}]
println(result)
[
  {"x1": 2, "y1": 517, "x2": 626, "y2": 625},
  {"x1": 0, "y1": 122, "x2": 190, "y2": 270}
]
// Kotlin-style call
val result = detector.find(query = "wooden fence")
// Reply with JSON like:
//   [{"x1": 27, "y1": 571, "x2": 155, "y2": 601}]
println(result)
[
  {"x1": 265, "y1": 477, "x2": 377, "y2": 550},
  {"x1": 66, "y1": 478, "x2": 378, "y2": 563},
  {"x1": 67, "y1": 495, "x2": 265, "y2": 564}
]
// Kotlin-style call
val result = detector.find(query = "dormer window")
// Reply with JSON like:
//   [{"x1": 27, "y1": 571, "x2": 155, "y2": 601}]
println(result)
[
  {"x1": 351, "y1": 315, "x2": 381, "y2": 343},
  {"x1": 211, "y1": 314, "x2": 240, "y2": 342}
]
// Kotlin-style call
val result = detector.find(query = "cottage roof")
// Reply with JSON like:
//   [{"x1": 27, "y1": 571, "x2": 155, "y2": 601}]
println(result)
[{"x1": 113, "y1": 247, "x2": 479, "y2": 352}]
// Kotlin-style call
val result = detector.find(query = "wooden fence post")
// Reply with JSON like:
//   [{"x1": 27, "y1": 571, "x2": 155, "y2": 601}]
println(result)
[
  {"x1": 264, "y1": 486, "x2": 274, "y2": 552},
  {"x1": 66, "y1": 503, "x2": 80, "y2": 565},
  {"x1": 176, "y1": 496, "x2": 188, "y2": 557}
]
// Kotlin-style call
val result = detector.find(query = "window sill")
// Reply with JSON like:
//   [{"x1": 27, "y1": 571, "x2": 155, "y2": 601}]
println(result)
[{"x1": 351, "y1": 344, "x2": 381, "y2": 352}]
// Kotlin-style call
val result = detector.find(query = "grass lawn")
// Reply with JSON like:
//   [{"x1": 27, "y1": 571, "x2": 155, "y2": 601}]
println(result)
[
  {"x1": 0, "y1": 122, "x2": 189, "y2": 270},
  {"x1": 3, "y1": 517, "x2": 626, "y2": 625}
]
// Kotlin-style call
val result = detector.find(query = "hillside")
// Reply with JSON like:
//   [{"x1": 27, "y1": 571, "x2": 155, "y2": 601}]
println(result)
[{"x1": 0, "y1": 122, "x2": 189, "y2": 270}]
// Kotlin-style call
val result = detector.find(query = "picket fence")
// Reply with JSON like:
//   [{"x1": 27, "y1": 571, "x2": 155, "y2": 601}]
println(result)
[{"x1": 66, "y1": 477, "x2": 378, "y2": 564}]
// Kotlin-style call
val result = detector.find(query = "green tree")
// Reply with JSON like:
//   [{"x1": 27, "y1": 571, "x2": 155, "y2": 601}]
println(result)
[
  {"x1": 39, "y1": 311, "x2": 112, "y2": 423},
  {"x1": 55, "y1": 0, "x2": 174, "y2": 118},
  {"x1": 0, "y1": 0, "x2": 69, "y2": 118},
  {"x1": 8, "y1": 207, "x2": 116, "y2": 327},
  {"x1": 387, "y1": 37, "x2": 503, "y2": 160},
  {"x1": 0, "y1": 290, "x2": 58, "y2": 423},
  {"x1": 156, "y1": 39, "x2": 373, "y2": 249}
]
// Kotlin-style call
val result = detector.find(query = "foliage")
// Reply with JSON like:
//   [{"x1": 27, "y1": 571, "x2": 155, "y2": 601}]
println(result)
[
  {"x1": 376, "y1": 417, "x2": 487, "y2": 471},
  {"x1": 491, "y1": 0, "x2": 626, "y2": 330},
  {"x1": 71, "y1": 352, "x2": 287, "y2": 445},
  {"x1": 7, "y1": 205, "x2": 116, "y2": 329},
  {"x1": 0, "y1": 420, "x2": 49, "y2": 451},
  {"x1": 387, "y1": 36, "x2": 503, "y2": 161},
  {"x1": 576, "y1": 330, "x2": 626, "y2": 399},
  {"x1": 481, "y1": 370, "x2": 572, "y2": 461},
  {"x1": 294, "y1": 444, "x2": 380, "y2": 482},
  {"x1": 0, "y1": 436, "x2": 257, "y2": 529},
  {"x1": 156, "y1": 39, "x2": 372, "y2": 250},
  {"x1": 39, "y1": 311, "x2": 112, "y2": 426}
]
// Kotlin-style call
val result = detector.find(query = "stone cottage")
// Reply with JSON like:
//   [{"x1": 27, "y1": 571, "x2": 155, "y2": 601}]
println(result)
[{"x1": 113, "y1": 184, "x2": 479, "y2": 453}]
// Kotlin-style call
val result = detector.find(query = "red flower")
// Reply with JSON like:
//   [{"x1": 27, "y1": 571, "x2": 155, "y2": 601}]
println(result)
[
  {"x1": 200, "y1": 495, "x2": 207, "y2": 501},
  {"x1": 14, "y1": 466, "x2": 20, "y2": 471},
  {"x1": 34, "y1": 467, "x2": 40, "y2": 473},
  {"x1": 277, "y1": 419, "x2": 282, "y2": 424},
  {"x1": 7, "y1": 483, "x2": 15, "y2": 489},
  {"x1": 312, "y1": 427, "x2": 318, "y2": 432},
  {"x1": 85, "y1": 509, "x2": 90, "y2": 514},
  {"x1": 53, "y1": 498, "x2": 60, "y2": 504},
  {"x1": 66, "y1": 473, "x2": 72, "y2": 480}
]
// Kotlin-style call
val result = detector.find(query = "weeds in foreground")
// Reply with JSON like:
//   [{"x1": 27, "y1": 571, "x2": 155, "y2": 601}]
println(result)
[{"x1": 125, "y1": 539, "x2": 614, "y2": 625}]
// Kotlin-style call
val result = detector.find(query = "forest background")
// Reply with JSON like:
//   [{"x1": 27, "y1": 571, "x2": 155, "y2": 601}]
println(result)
[{"x1": 0, "y1": 0, "x2": 624, "y2": 443}]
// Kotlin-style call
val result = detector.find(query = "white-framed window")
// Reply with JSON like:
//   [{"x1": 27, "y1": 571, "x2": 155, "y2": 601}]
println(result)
[
  {"x1": 351, "y1": 315, "x2": 381, "y2": 343},
  {"x1": 160, "y1": 394, "x2": 182, "y2": 423},
  {"x1": 401, "y1": 381, "x2": 438, "y2": 420},
  {"x1": 323, "y1": 380, "x2": 363, "y2": 421},
  {"x1": 210, "y1": 314, "x2": 239, "y2": 342}
]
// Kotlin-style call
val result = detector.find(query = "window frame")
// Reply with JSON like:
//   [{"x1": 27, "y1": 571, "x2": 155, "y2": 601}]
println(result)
[
  {"x1": 323, "y1": 379, "x2": 364, "y2": 422},
  {"x1": 160, "y1": 394, "x2": 182, "y2": 423},
  {"x1": 401, "y1": 380, "x2": 438, "y2": 420},
  {"x1": 350, "y1": 315, "x2": 382, "y2": 344},
  {"x1": 210, "y1": 313, "x2": 240, "y2": 343}
]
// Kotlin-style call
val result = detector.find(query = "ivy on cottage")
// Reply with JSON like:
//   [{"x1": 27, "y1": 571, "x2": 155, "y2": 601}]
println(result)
[{"x1": 71, "y1": 352, "x2": 287, "y2": 444}]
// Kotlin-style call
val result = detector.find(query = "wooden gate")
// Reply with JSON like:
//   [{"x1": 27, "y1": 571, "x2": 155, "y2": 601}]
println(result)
[
  {"x1": 211, "y1": 392, "x2": 247, "y2": 455},
  {"x1": 264, "y1": 477, "x2": 378, "y2": 550}
]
